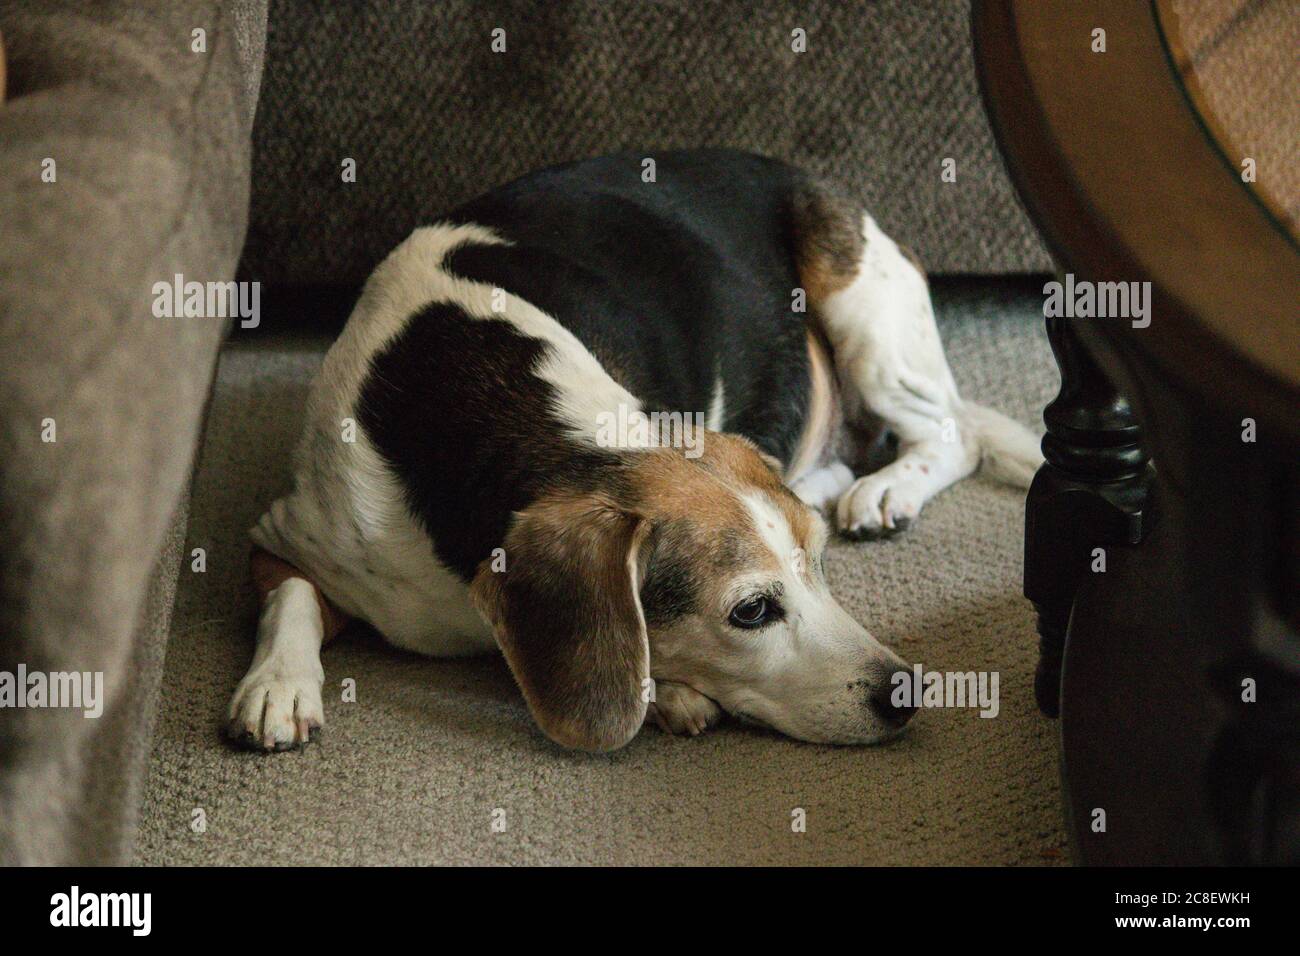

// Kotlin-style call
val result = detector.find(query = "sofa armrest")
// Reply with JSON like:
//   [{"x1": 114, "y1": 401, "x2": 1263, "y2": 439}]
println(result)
[{"x1": 0, "y1": 0, "x2": 265, "y2": 865}]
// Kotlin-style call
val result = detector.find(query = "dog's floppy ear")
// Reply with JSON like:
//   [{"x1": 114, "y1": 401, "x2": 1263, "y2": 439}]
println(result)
[
  {"x1": 470, "y1": 490, "x2": 651, "y2": 752},
  {"x1": 730, "y1": 434, "x2": 784, "y2": 475}
]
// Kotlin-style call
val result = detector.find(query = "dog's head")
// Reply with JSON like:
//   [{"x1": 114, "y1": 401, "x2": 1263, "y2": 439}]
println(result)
[{"x1": 470, "y1": 433, "x2": 913, "y2": 751}]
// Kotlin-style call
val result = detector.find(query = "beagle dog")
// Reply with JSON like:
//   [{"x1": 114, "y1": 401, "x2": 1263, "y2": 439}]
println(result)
[{"x1": 228, "y1": 149, "x2": 1042, "y2": 753}]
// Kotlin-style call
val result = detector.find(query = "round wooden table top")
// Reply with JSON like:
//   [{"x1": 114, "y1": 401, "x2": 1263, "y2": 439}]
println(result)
[
  {"x1": 973, "y1": 0, "x2": 1299, "y2": 435},
  {"x1": 1156, "y1": 0, "x2": 1300, "y2": 241}
]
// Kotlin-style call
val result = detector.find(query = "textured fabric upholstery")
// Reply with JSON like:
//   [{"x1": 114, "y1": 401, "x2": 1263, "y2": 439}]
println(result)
[
  {"x1": 0, "y1": 0, "x2": 265, "y2": 864},
  {"x1": 239, "y1": 0, "x2": 1050, "y2": 292}
]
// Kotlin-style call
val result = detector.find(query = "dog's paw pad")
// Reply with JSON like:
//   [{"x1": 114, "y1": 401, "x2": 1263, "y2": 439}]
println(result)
[{"x1": 226, "y1": 676, "x2": 324, "y2": 752}]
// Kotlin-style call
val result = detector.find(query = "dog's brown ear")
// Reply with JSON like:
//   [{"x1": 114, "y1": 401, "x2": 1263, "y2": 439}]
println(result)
[
  {"x1": 731, "y1": 434, "x2": 784, "y2": 476},
  {"x1": 470, "y1": 491, "x2": 651, "y2": 752}
]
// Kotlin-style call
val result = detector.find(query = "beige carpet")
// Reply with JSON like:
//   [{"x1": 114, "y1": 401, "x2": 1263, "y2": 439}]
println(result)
[{"x1": 136, "y1": 279, "x2": 1067, "y2": 865}]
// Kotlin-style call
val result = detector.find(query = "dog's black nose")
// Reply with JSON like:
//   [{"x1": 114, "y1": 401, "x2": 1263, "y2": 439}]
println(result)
[{"x1": 868, "y1": 668, "x2": 918, "y2": 728}]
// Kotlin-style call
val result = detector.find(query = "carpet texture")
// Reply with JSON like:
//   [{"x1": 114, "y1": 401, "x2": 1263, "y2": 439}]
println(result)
[
  {"x1": 137, "y1": 278, "x2": 1067, "y2": 866},
  {"x1": 239, "y1": 0, "x2": 1052, "y2": 287}
]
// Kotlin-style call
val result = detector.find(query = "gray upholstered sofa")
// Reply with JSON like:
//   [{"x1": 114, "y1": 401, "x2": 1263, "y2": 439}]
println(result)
[{"x1": 0, "y1": 0, "x2": 1048, "y2": 865}]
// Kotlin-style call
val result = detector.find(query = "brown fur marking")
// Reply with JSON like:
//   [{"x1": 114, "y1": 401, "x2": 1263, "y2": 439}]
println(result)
[
  {"x1": 624, "y1": 438, "x2": 818, "y2": 602},
  {"x1": 786, "y1": 327, "x2": 841, "y2": 482},
  {"x1": 792, "y1": 179, "x2": 865, "y2": 304}
]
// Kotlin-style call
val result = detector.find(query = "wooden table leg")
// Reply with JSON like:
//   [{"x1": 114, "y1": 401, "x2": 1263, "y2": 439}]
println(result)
[{"x1": 1023, "y1": 314, "x2": 1154, "y2": 717}]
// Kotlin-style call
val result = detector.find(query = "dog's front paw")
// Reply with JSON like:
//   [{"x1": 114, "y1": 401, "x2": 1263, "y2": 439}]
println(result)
[
  {"x1": 226, "y1": 673, "x2": 324, "y2": 752},
  {"x1": 647, "y1": 681, "x2": 722, "y2": 737}
]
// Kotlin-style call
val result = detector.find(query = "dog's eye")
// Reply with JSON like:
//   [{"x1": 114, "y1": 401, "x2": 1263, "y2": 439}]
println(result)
[{"x1": 729, "y1": 596, "x2": 772, "y2": 629}]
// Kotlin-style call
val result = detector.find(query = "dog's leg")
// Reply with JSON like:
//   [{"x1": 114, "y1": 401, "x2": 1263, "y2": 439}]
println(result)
[
  {"x1": 647, "y1": 680, "x2": 723, "y2": 737},
  {"x1": 822, "y1": 236, "x2": 980, "y2": 538},
  {"x1": 795, "y1": 189, "x2": 982, "y2": 538},
  {"x1": 789, "y1": 461, "x2": 855, "y2": 510},
  {"x1": 226, "y1": 547, "x2": 349, "y2": 751}
]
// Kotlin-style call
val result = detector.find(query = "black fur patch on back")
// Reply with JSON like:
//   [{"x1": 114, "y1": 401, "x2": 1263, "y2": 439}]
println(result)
[
  {"x1": 355, "y1": 301, "x2": 624, "y2": 581},
  {"x1": 443, "y1": 148, "x2": 814, "y2": 465}
]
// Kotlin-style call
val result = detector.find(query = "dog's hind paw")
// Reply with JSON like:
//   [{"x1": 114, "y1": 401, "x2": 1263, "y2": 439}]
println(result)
[{"x1": 835, "y1": 473, "x2": 923, "y2": 540}]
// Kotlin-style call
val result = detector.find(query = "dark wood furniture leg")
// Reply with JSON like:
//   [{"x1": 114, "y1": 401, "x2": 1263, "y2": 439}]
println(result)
[
  {"x1": 975, "y1": 0, "x2": 1300, "y2": 864},
  {"x1": 1023, "y1": 315, "x2": 1154, "y2": 717}
]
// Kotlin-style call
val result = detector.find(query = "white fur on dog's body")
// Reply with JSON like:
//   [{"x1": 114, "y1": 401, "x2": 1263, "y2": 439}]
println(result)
[{"x1": 230, "y1": 214, "x2": 1043, "y2": 749}]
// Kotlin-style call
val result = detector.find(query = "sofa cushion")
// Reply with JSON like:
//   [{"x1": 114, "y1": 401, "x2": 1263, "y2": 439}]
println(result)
[{"x1": 239, "y1": 0, "x2": 1050, "y2": 294}]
